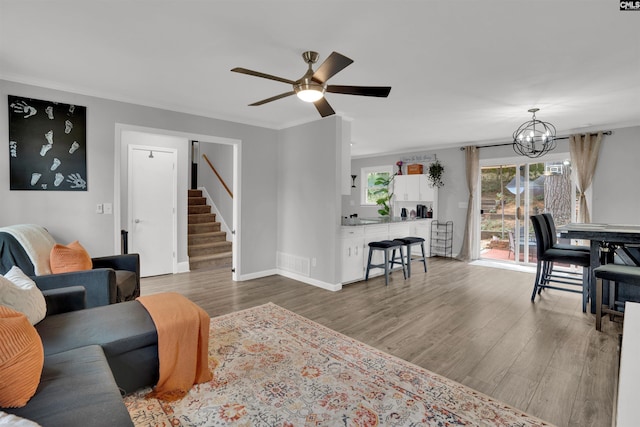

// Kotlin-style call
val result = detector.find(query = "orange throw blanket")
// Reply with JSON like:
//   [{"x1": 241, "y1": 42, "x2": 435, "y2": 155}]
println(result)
[{"x1": 138, "y1": 292, "x2": 213, "y2": 401}]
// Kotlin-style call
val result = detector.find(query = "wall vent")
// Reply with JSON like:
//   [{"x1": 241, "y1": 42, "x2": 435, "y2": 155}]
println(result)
[{"x1": 277, "y1": 252, "x2": 311, "y2": 277}]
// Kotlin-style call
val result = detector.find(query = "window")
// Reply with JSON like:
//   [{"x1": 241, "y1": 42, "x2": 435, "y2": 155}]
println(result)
[{"x1": 360, "y1": 165, "x2": 393, "y2": 206}]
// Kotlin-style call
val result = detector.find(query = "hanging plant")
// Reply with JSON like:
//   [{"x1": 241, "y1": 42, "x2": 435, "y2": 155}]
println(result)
[{"x1": 427, "y1": 160, "x2": 445, "y2": 188}]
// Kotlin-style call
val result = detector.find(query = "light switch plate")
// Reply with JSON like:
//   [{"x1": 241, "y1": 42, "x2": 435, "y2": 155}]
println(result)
[
  {"x1": 96, "y1": 203, "x2": 103, "y2": 214},
  {"x1": 103, "y1": 203, "x2": 113, "y2": 214}
]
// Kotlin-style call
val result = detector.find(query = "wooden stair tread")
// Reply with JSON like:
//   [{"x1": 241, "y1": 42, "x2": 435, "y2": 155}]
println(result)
[
  {"x1": 189, "y1": 252, "x2": 232, "y2": 261},
  {"x1": 190, "y1": 241, "x2": 231, "y2": 249},
  {"x1": 188, "y1": 213, "x2": 217, "y2": 224}
]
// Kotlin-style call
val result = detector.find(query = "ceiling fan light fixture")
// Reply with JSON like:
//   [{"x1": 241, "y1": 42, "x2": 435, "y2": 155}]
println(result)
[{"x1": 295, "y1": 82, "x2": 325, "y2": 102}]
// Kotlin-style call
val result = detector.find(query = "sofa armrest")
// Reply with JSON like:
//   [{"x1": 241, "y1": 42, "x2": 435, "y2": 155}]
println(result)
[
  {"x1": 92, "y1": 253, "x2": 141, "y2": 300},
  {"x1": 92, "y1": 253, "x2": 139, "y2": 274},
  {"x1": 32, "y1": 269, "x2": 117, "y2": 308},
  {"x1": 42, "y1": 286, "x2": 86, "y2": 315}
]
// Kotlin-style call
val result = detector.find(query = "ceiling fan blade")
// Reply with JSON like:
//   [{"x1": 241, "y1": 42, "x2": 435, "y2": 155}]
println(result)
[
  {"x1": 313, "y1": 97, "x2": 336, "y2": 117},
  {"x1": 326, "y1": 85, "x2": 392, "y2": 97},
  {"x1": 249, "y1": 91, "x2": 296, "y2": 106},
  {"x1": 312, "y1": 52, "x2": 354, "y2": 83},
  {"x1": 231, "y1": 67, "x2": 296, "y2": 85}
]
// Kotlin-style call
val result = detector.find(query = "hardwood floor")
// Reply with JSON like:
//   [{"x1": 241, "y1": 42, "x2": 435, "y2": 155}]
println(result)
[{"x1": 141, "y1": 258, "x2": 622, "y2": 427}]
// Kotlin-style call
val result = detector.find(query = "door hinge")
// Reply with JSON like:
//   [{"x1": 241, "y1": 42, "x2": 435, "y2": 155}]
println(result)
[
  {"x1": 231, "y1": 268, "x2": 236, "y2": 273},
  {"x1": 231, "y1": 230, "x2": 236, "y2": 235}
]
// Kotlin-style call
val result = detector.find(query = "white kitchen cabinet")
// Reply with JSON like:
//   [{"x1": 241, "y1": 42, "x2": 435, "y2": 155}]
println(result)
[
  {"x1": 393, "y1": 174, "x2": 436, "y2": 202},
  {"x1": 411, "y1": 220, "x2": 433, "y2": 258},
  {"x1": 393, "y1": 175, "x2": 438, "y2": 219},
  {"x1": 393, "y1": 175, "x2": 435, "y2": 201},
  {"x1": 340, "y1": 227, "x2": 364, "y2": 283}
]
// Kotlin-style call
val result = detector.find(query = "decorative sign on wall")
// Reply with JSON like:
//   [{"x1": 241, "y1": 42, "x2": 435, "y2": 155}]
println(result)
[
  {"x1": 8, "y1": 95, "x2": 87, "y2": 191},
  {"x1": 400, "y1": 153, "x2": 436, "y2": 164}
]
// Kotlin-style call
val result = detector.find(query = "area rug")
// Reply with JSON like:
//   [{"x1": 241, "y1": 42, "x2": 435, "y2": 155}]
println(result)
[{"x1": 124, "y1": 303, "x2": 553, "y2": 426}]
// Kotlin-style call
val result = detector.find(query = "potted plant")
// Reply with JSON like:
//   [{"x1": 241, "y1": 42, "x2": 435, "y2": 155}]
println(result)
[
  {"x1": 427, "y1": 159, "x2": 445, "y2": 188},
  {"x1": 372, "y1": 173, "x2": 396, "y2": 216}
]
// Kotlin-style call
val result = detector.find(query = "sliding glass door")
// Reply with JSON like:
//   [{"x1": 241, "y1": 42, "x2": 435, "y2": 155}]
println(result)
[{"x1": 479, "y1": 157, "x2": 576, "y2": 265}]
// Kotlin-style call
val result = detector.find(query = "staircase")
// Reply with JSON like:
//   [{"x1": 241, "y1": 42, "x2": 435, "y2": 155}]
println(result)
[{"x1": 188, "y1": 189, "x2": 232, "y2": 270}]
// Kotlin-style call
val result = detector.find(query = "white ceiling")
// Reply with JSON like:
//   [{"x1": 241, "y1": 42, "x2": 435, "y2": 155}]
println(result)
[{"x1": 1, "y1": 1, "x2": 639, "y2": 157}]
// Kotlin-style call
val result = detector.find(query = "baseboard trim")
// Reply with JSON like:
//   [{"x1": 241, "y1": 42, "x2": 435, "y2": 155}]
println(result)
[
  {"x1": 277, "y1": 270, "x2": 342, "y2": 292},
  {"x1": 176, "y1": 261, "x2": 190, "y2": 274},
  {"x1": 236, "y1": 269, "x2": 342, "y2": 292},
  {"x1": 237, "y1": 269, "x2": 279, "y2": 281}
]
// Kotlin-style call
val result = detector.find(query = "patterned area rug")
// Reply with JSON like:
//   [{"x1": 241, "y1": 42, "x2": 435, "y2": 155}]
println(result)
[{"x1": 125, "y1": 303, "x2": 553, "y2": 426}]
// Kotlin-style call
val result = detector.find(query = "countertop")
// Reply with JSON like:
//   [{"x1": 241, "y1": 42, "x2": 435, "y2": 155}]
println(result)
[{"x1": 341, "y1": 217, "x2": 433, "y2": 226}]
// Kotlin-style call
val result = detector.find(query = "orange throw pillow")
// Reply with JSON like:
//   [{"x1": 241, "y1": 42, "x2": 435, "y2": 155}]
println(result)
[
  {"x1": 0, "y1": 306, "x2": 44, "y2": 408},
  {"x1": 49, "y1": 241, "x2": 93, "y2": 274}
]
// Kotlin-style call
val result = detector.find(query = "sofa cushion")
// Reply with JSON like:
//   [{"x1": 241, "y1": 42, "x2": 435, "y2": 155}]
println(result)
[
  {"x1": 0, "y1": 306, "x2": 44, "y2": 408},
  {"x1": 0, "y1": 266, "x2": 46, "y2": 325},
  {"x1": 35, "y1": 300, "x2": 157, "y2": 358},
  {"x1": 4, "y1": 345, "x2": 133, "y2": 427},
  {"x1": 49, "y1": 241, "x2": 92, "y2": 274}
]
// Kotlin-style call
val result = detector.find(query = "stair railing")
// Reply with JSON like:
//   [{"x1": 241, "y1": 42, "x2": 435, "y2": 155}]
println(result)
[{"x1": 202, "y1": 153, "x2": 233, "y2": 199}]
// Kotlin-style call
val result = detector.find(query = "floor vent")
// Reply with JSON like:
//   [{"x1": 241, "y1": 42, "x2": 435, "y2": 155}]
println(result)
[{"x1": 277, "y1": 252, "x2": 310, "y2": 277}]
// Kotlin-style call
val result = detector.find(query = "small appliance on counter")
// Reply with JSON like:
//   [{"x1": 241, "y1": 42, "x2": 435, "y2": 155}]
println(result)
[{"x1": 416, "y1": 204, "x2": 433, "y2": 218}]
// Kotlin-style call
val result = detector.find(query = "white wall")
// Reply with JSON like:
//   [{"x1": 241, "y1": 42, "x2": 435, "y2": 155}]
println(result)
[
  {"x1": 277, "y1": 116, "x2": 343, "y2": 288},
  {"x1": 0, "y1": 79, "x2": 278, "y2": 277}
]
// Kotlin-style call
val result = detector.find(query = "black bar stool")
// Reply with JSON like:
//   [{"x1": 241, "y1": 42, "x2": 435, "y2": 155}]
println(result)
[
  {"x1": 392, "y1": 237, "x2": 427, "y2": 277},
  {"x1": 365, "y1": 240, "x2": 406, "y2": 286},
  {"x1": 594, "y1": 264, "x2": 640, "y2": 331}
]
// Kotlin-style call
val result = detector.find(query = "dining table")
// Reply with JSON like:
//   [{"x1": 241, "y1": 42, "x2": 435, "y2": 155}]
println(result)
[{"x1": 558, "y1": 223, "x2": 640, "y2": 313}]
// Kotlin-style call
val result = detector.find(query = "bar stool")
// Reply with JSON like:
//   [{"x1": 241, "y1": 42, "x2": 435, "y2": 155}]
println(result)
[
  {"x1": 594, "y1": 264, "x2": 640, "y2": 331},
  {"x1": 365, "y1": 240, "x2": 406, "y2": 286},
  {"x1": 392, "y1": 237, "x2": 427, "y2": 277}
]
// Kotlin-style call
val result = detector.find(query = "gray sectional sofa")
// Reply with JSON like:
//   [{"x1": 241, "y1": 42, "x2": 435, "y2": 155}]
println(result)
[{"x1": 3, "y1": 284, "x2": 159, "y2": 426}]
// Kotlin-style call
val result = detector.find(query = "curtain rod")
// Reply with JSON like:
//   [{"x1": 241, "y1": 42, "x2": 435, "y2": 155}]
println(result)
[{"x1": 460, "y1": 130, "x2": 612, "y2": 150}]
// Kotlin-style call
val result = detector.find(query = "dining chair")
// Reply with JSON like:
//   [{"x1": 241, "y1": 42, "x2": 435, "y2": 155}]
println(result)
[
  {"x1": 594, "y1": 264, "x2": 640, "y2": 330},
  {"x1": 541, "y1": 213, "x2": 590, "y2": 252},
  {"x1": 530, "y1": 214, "x2": 592, "y2": 311}
]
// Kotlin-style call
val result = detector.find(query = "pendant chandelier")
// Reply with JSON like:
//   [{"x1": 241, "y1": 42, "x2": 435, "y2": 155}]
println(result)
[{"x1": 512, "y1": 108, "x2": 557, "y2": 158}]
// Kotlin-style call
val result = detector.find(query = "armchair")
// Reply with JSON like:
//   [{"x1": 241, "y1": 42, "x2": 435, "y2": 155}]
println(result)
[{"x1": 0, "y1": 227, "x2": 140, "y2": 308}]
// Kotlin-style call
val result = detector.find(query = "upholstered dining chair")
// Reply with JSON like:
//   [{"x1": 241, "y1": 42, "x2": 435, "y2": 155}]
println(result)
[
  {"x1": 541, "y1": 213, "x2": 590, "y2": 252},
  {"x1": 530, "y1": 214, "x2": 591, "y2": 312}
]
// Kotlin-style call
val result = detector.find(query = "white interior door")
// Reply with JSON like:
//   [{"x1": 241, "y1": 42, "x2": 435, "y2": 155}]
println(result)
[{"x1": 128, "y1": 145, "x2": 177, "y2": 277}]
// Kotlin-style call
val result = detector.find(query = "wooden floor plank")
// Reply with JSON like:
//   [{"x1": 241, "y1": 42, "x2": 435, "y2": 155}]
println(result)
[{"x1": 140, "y1": 257, "x2": 622, "y2": 427}]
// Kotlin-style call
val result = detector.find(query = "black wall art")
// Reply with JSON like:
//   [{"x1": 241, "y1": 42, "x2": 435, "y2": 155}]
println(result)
[{"x1": 8, "y1": 95, "x2": 87, "y2": 191}]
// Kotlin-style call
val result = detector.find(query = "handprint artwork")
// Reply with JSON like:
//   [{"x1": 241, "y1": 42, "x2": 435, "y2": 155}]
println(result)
[
  {"x1": 8, "y1": 95, "x2": 87, "y2": 191},
  {"x1": 10, "y1": 99, "x2": 37, "y2": 118},
  {"x1": 66, "y1": 173, "x2": 87, "y2": 189}
]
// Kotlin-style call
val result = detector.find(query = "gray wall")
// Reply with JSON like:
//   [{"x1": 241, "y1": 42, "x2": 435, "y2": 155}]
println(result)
[
  {"x1": 0, "y1": 79, "x2": 278, "y2": 276},
  {"x1": 591, "y1": 126, "x2": 640, "y2": 224},
  {"x1": 198, "y1": 141, "x2": 234, "y2": 231},
  {"x1": 277, "y1": 116, "x2": 343, "y2": 286}
]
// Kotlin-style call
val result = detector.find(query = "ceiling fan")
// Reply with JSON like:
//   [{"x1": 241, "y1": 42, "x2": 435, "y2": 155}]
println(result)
[{"x1": 231, "y1": 51, "x2": 391, "y2": 117}]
